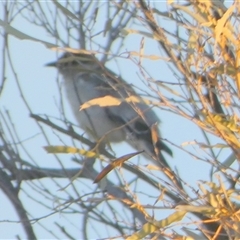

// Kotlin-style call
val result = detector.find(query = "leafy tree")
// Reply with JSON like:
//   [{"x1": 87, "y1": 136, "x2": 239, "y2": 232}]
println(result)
[{"x1": 0, "y1": 1, "x2": 239, "y2": 239}]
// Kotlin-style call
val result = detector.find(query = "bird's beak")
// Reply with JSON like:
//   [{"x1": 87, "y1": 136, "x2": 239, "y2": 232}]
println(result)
[{"x1": 45, "y1": 61, "x2": 57, "y2": 67}]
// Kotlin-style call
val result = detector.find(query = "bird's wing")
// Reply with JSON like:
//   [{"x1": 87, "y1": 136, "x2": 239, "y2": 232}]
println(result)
[{"x1": 92, "y1": 70, "x2": 172, "y2": 167}]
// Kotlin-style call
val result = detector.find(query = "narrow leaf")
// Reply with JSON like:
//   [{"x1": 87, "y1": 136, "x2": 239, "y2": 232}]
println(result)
[
  {"x1": 127, "y1": 211, "x2": 186, "y2": 239},
  {"x1": 94, "y1": 151, "x2": 143, "y2": 183},
  {"x1": 0, "y1": 19, "x2": 56, "y2": 48},
  {"x1": 44, "y1": 146, "x2": 97, "y2": 158}
]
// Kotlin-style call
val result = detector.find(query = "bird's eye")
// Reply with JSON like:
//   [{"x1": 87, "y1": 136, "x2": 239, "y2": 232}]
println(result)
[{"x1": 72, "y1": 60, "x2": 78, "y2": 65}]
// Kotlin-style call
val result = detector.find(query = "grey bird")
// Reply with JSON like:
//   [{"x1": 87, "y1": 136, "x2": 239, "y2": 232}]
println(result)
[{"x1": 46, "y1": 52, "x2": 172, "y2": 168}]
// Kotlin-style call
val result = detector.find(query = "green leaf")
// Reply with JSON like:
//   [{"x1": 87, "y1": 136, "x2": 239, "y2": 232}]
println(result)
[
  {"x1": 0, "y1": 19, "x2": 56, "y2": 48},
  {"x1": 52, "y1": 0, "x2": 79, "y2": 20},
  {"x1": 44, "y1": 146, "x2": 98, "y2": 158},
  {"x1": 127, "y1": 211, "x2": 186, "y2": 239}
]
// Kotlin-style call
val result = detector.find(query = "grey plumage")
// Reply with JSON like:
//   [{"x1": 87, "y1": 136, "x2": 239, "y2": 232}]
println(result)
[{"x1": 46, "y1": 52, "x2": 172, "y2": 168}]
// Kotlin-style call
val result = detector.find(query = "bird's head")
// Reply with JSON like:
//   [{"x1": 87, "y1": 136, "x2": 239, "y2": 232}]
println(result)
[{"x1": 46, "y1": 52, "x2": 98, "y2": 76}]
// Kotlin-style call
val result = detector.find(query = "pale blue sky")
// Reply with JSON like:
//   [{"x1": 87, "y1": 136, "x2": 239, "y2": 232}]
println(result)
[{"x1": 0, "y1": 1, "x2": 233, "y2": 238}]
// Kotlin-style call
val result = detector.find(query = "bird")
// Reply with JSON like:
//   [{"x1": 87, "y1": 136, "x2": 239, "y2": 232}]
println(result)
[{"x1": 46, "y1": 51, "x2": 172, "y2": 168}]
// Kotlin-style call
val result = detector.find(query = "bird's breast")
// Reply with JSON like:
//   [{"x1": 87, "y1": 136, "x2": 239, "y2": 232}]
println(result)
[{"x1": 62, "y1": 75, "x2": 126, "y2": 143}]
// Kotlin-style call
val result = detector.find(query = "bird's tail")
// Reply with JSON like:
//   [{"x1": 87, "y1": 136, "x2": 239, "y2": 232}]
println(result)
[{"x1": 155, "y1": 140, "x2": 172, "y2": 168}]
